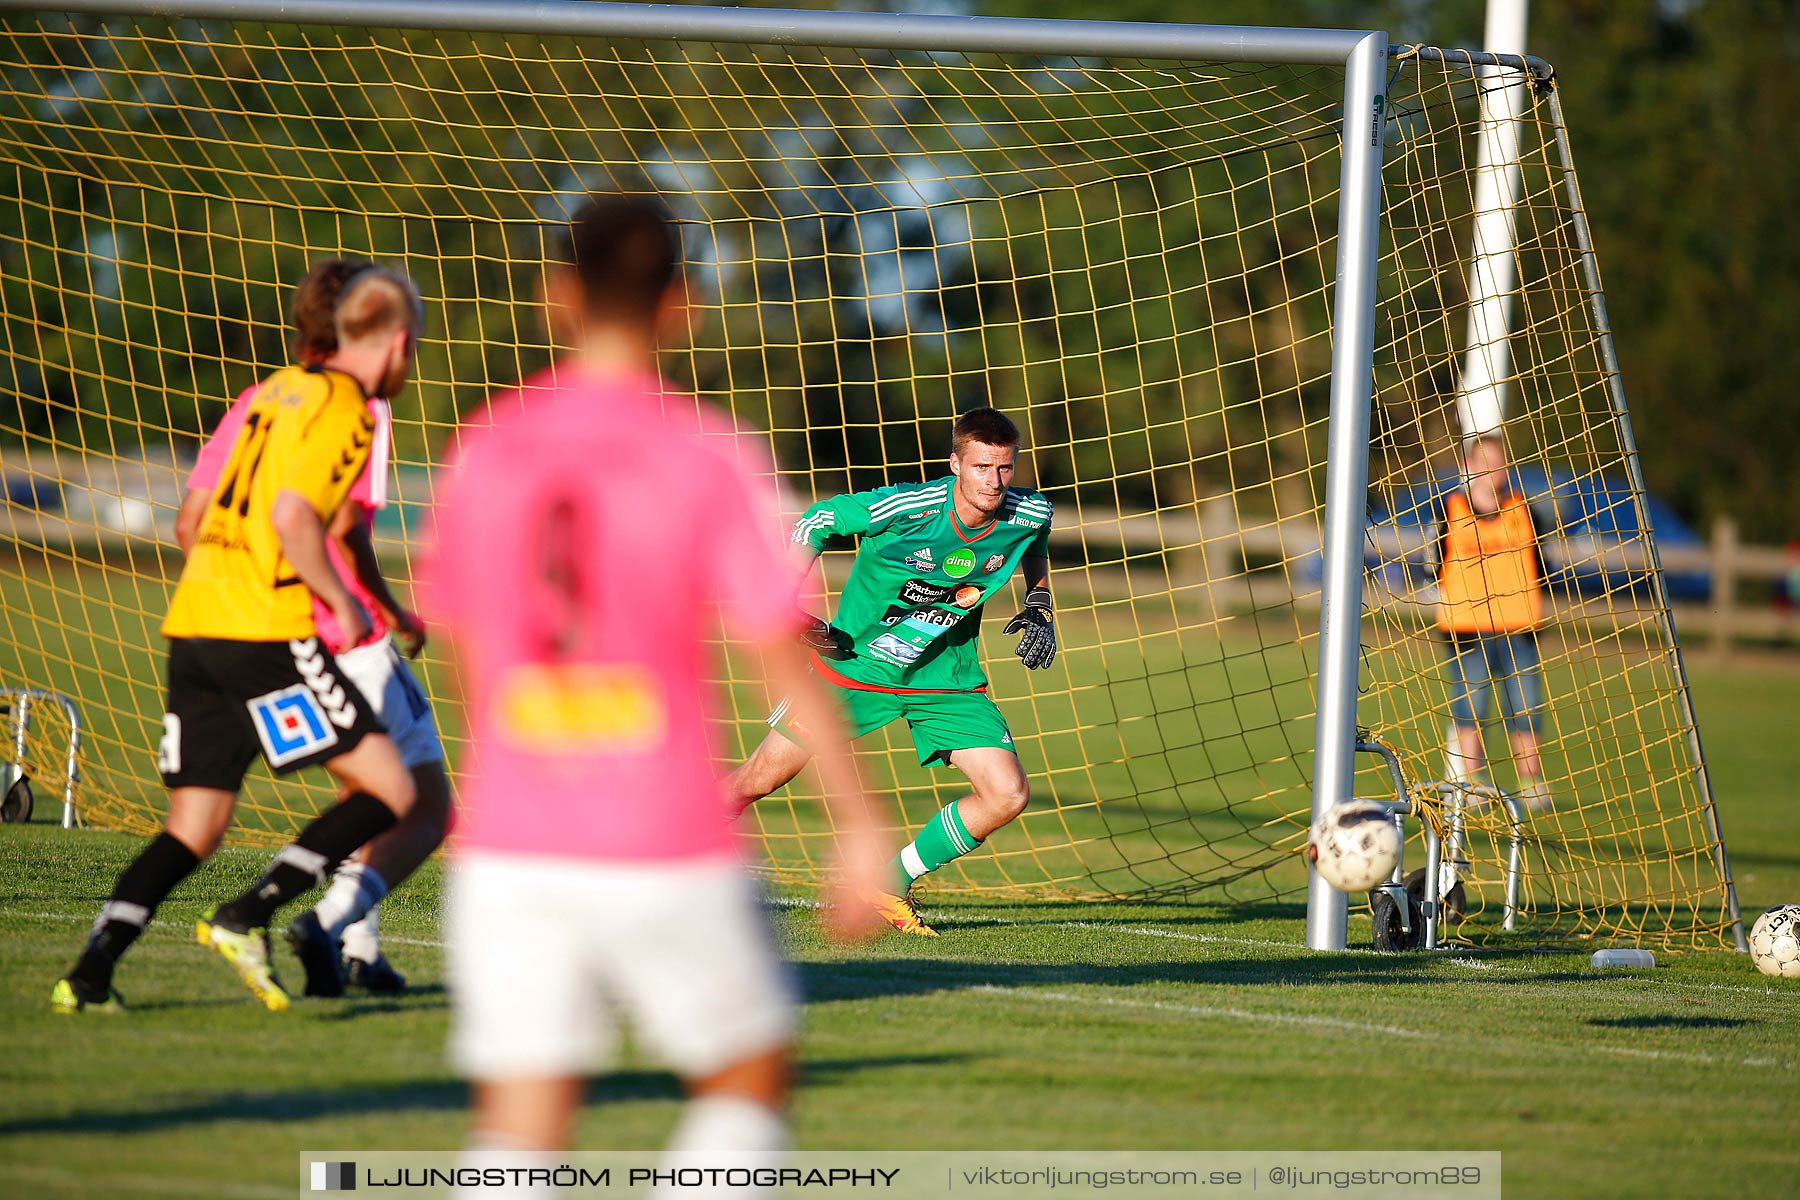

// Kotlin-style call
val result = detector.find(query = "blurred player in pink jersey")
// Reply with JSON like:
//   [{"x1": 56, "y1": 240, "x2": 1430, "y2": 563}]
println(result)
[
  {"x1": 427, "y1": 194, "x2": 890, "y2": 1173},
  {"x1": 176, "y1": 259, "x2": 452, "y2": 998}
]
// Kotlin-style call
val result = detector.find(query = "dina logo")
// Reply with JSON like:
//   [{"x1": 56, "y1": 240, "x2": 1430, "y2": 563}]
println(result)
[
  {"x1": 943, "y1": 548, "x2": 977, "y2": 578},
  {"x1": 310, "y1": 1161, "x2": 356, "y2": 1191}
]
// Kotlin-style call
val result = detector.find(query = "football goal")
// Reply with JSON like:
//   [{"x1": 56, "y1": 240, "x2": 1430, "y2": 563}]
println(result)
[{"x1": 0, "y1": 0, "x2": 1745, "y2": 949}]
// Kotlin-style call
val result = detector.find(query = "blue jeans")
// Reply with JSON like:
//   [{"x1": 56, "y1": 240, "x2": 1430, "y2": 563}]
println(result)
[{"x1": 1444, "y1": 632, "x2": 1543, "y2": 736}]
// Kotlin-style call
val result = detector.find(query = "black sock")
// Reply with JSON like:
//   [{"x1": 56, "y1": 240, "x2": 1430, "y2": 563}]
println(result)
[
  {"x1": 68, "y1": 832, "x2": 201, "y2": 992},
  {"x1": 211, "y1": 793, "x2": 397, "y2": 932}
]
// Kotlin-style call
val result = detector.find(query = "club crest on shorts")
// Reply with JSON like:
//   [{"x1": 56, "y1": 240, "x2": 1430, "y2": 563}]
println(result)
[{"x1": 248, "y1": 685, "x2": 340, "y2": 767}]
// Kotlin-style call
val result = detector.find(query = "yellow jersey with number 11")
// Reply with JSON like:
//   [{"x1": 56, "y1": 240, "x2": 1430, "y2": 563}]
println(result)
[{"x1": 162, "y1": 365, "x2": 375, "y2": 642}]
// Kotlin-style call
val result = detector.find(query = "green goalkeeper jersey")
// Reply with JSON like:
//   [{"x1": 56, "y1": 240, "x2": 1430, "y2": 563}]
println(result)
[{"x1": 793, "y1": 476, "x2": 1053, "y2": 692}]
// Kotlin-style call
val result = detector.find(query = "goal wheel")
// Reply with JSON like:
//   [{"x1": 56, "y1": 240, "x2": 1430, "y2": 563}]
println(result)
[
  {"x1": 1405, "y1": 867, "x2": 1466, "y2": 927},
  {"x1": 1371, "y1": 889, "x2": 1424, "y2": 952},
  {"x1": 1, "y1": 776, "x2": 33, "y2": 824}
]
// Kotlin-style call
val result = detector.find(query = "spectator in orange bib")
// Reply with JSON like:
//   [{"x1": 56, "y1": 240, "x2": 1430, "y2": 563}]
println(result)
[{"x1": 1433, "y1": 434, "x2": 1554, "y2": 812}]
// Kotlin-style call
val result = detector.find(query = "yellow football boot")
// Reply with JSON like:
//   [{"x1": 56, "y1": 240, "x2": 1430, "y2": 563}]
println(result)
[
  {"x1": 51, "y1": 977, "x2": 125, "y2": 1015},
  {"x1": 865, "y1": 889, "x2": 940, "y2": 937},
  {"x1": 198, "y1": 907, "x2": 291, "y2": 1012}
]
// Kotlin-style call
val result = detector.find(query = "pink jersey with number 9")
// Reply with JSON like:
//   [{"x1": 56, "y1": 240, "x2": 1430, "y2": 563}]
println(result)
[{"x1": 424, "y1": 363, "x2": 802, "y2": 863}]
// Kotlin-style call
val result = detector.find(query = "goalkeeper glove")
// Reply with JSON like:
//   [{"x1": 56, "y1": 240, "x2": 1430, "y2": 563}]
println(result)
[
  {"x1": 1002, "y1": 587, "x2": 1056, "y2": 670},
  {"x1": 801, "y1": 615, "x2": 853, "y2": 660}
]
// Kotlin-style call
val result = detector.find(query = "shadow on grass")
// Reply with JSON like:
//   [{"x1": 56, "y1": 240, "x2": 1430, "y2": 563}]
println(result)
[
  {"x1": 1726, "y1": 847, "x2": 1800, "y2": 870},
  {"x1": 1585, "y1": 1014, "x2": 1753, "y2": 1030},
  {"x1": 799, "y1": 953, "x2": 1590, "y2": 999},
  {"x1": 0, "y1": 1055, "x2": 964, "y2": 1138},
  {"x1": 912, "y1": 898, "x2": 1308, "y2": 929},
  {"x1": 101, "y1": 996, "x2": 258, "y2": 1014},
  {"x1": 312, "y1": 984, "x2": 448, "y2": 1019}
]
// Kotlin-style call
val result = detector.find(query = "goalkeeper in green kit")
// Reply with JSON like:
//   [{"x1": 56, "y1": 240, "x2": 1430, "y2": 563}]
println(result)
[{"x1": 727, "y1": 408, "x2": 1054, "y2": 936}]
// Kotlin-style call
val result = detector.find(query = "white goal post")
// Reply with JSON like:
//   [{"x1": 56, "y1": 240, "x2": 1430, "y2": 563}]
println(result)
[{"x1": 0, "y1": 0, "x2": 1743, "y2": 952}]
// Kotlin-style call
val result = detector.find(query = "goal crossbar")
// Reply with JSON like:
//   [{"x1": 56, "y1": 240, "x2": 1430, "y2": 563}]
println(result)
[
  {"x1": 25, "y1": 0, "x2": 1376, "y2": 65},
  {"x1": 0, "y1": 0, "x2": 1393, "y2": 952},
  {"x1": 7, "y1": 0, "x2": 1714, "y2": 953}
]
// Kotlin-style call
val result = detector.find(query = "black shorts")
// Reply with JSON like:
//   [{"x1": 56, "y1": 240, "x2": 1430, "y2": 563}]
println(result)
[{"x1": 158, "y1": 636, "x2": 385, "y2": 790}]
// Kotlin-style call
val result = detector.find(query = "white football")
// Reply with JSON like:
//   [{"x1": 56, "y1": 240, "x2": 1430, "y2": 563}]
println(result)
[
  {"x1": 1748, "y1": 904, "x2": 1800, "y2": 979},
  {"x1": 1308, "y1": 799, "x2": 1403, "y2": 893}
]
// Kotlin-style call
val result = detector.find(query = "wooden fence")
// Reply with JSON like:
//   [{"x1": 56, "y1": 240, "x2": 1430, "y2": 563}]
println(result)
[{"x1": 3, "y1": 445, "x2": 1796, "y2": 653}]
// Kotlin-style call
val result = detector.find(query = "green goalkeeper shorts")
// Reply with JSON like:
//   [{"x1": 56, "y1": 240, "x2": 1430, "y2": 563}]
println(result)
[{"x1": 768, "y1": 682, "x2": 1014, "y2": 768}]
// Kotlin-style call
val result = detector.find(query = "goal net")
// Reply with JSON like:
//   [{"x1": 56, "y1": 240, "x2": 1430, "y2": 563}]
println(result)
[{"x1": 0, "y1": 7, "x2": 1741, "y2": 946}]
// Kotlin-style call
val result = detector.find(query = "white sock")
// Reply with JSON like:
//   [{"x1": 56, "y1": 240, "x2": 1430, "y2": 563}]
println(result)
[
  {"x1": 457, "y1": 1133, "x2": 559, "y2": 1199},
  {"x1": 656, "y1": 1095, "x2": 787, "y2": 1197},
  {"x1": 1518, "y1": 779, "x2": 1553, "y2": 811},
  {"x1": 311, "y1": 862, "x2": 388, "y2": 942},
  {"x1": 1444, "y1": 721, "x2": 1479, "y2": 783},
  {"x1": 341, "y1": 904, "x2": 382, "y2": 964}
]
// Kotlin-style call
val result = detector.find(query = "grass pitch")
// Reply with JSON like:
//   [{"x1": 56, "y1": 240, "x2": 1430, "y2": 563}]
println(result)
[
  {"x1": 2, "y1": 791, "x2": 1798, "y2": 1199},
  {"x1": 1, "y1": 562, "x2": 1798, "y2": 1198}
]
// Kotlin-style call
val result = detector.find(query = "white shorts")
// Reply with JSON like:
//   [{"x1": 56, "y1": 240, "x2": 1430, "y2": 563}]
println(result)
[
  {"x1": 335, "y1": 635, "x2": 445, "y2": 770},
  {"x1": 445, "y1": 851, "x2": 798, "y2": 1081}
]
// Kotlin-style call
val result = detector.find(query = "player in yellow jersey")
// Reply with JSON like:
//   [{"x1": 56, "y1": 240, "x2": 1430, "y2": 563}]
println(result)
[{"x1": 53, "y1": 268, "x2": 424, "y2": 1014}]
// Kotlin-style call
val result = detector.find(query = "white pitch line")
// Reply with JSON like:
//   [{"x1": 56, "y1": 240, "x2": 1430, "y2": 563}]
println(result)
[
  {"x1": 0, "y1": 907, "x2": 449, "y2": 950},
  {"x1": 972, "y1": 983, "x2": 1432, "y2": 1039},
  {"x1": 773, "y1": 903, "x2": 1798, "y2": 999},
  {"x1": 1053, "y1": 918, "x2": 1305, "y2": 952},
  {"x1": 963, "y1": 982, "x2": 1791, "y2": 1072},
  {"x1": 6, "y1": 906, "x2": 1791, "y2": 1001},
  {"x1": 3, "y1": 908, "x2": 1791, "y2": 1070}
]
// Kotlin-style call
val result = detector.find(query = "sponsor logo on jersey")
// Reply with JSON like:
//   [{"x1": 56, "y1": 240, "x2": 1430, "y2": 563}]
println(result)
[
  {"x1": 896, "y1": 607, "x2": 963, "y2": 629},
  {"x1": 899, "y1": 579, "x2": 951, "y2": 605},
  {"x1": 247, "y1": 684, "x2": 340, "y2": 767},
  {"x1": 869, "y1": 632, "x2": 924, "y2": 665},
  {"x1": 196, "y1": 528, "x2": 253, "y2": 553},
  {"x1": 983, "y1": 554, "x2": 1006, "y2": 573},
  {"x1": 494, "y1": 663, "x2": 667, "y2": 752},
  {"x1": 954, "y1": 585, "x2": 982, "y2": 609},
  {"x1": 944, "y1": 548, "x2": 977, "y2": 578},
  {"x1": 1009, "y1": 515, "x2": 1043, "y2": 528},
  {"x1": 904, "y1": 548, "x2": 936, "y2": 573},
  {"x1": 906, "y1": 508, "x2": 942, "y2": 520}
]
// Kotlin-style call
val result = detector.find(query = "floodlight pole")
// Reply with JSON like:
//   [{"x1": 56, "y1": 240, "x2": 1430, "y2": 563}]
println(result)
[{"x1": 1304, "y1": 30, "x2": 1389, "y2": 952}]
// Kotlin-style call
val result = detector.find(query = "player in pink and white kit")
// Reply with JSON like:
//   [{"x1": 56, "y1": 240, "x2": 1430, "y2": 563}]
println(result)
[
  {"x1": 427, "y1": 195, "x2": 890, "y2": 1171},
  {"x1": 176, "y1": 259, "x2": 452, "y2": 997}
]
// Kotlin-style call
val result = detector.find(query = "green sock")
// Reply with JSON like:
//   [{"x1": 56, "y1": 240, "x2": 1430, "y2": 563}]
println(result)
[{"x1": 890, "y1": 802, "x2": 982, "y2": 894}]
